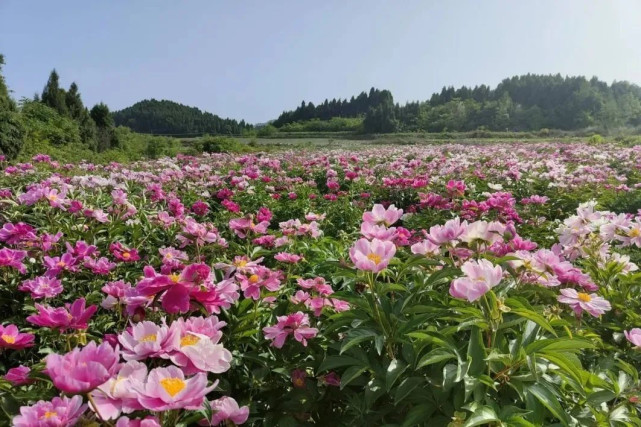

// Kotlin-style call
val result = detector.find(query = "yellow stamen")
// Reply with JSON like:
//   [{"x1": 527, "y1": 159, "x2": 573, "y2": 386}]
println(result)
[
  {"x1": 180, "y1": 334, "x2": 200, "y2": 347},
  {"x1": 47, "y1": 195, "x2": 58, "y2": 201},
  {"x1": 629, "y1": 228, "x2": 641, "y2": 238},
  {"x1": 367, "y1": 253, "x2": 382, "y2": 265},
  {"x1": 140, "y1": 334, "x2": 157, "y2": 342},
  {"x1": 160, "y1": 377, "x2": 185, "y2": 397},
  {"x1": 41, "y1": 411, "x2": 57, "y2": 419},
  {"x1": 577, "y1": 292, "x2": 592, "y2": 302},
  {"x1": 122, "y1": 252, "x2": 131, "y2": 259},
  {"x1": 56, "y1": 261, "x2": 66, "y2": 267},
  {"x1": 169, "y1": 273, "x2": 180, "y2": 283},
  {"x1": 1, "y1": 334, "x2": 15, "y2": 344},
  {"x1": 235, "y1": 259, "x2": 248, "y2": 268},
  {"x1": 249, "y1": 274, "x2": 260, "y2": 283}
]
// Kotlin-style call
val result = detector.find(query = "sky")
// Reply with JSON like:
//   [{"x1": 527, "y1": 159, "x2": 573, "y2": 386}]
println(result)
[{"x1": 1, "y1": 0, "x2": 641, "y2": 124}]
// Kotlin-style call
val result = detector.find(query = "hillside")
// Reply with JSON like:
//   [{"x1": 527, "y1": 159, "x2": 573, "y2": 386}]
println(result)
[
  {"x1": 112, "y1": 99, "x2": 252, "y2": 136},
  {"x1": 274, "y1": 74, "x2": 641, "y2": 133}
]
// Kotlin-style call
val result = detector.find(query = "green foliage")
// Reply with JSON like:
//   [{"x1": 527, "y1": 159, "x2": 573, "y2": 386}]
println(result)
[
  {"x1": 363, "y1": 92, "x2": 398, "y2": 133},
  {"x1": 279, "y1": 117, "x2": 363, "y2": 133},
  {"x1": 40, "y1": 69, "x2": 67, "y2": 116},
  {"x1": 0, "y1": 110, "x2": 24, "y2": 160},
  {"x1": 21, "y1": 100, "x2": 81, "y2": 146},
  {"x1": 198, "y1": 135, "x2": 245, "y2": 153},
  {"x1": 589, "y1": 133, "x2": 605, "y2": 144},
  {"x1": 256, "y1": 124, "x2": 277, "y2": 137},
  {"x1": 112, "y1": 99, "x2": 252, "y2": 136}
]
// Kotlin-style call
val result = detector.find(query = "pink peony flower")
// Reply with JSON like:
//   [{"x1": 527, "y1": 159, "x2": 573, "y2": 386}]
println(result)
[
  {"x1": 119, "y1": 320, "x2": 180, "y2": 361},
  {"x1": 13, "y1": 395, "x2": 87, "y2": 427},
  {"x1": 362, "y1": 204, "x2": 403, "y2": 227},
  {"x1": 236, "y1": 266, "x2": 283, "y2": 300},
  {"x1": 349, "y1": 238, "x2": 396, "y2": 273},
  {"x1": 450, "y1": 259, "x2": 503, "y2": 302},
  {"x1": 168, "y1": 318, "x2": 232, "y2": 374},
  {"x1": 410, "y1": 239, "x2": 440, "y2": 257},
  {"x1": 19, "y1": 276, "x2": 64, "y2": 299},
  {"x1": 291, "y1": 369, "x2": 307, "y2": 388},
  {"x1": 199, "y1": 396, "x2": 249, "y2": 426},
  {"x1": 0, "y1": 248, "x2": 28, "y2": 273},
  {"x1": 426, "y1": 218, "x2": 467, "y2": 245},
  {"x1": 45, "y1": 341, "x2": 121, "y2": 393},
  {"x1": 274, "y1": 252, "x2": 302, "y2": 263},
  {"x1": 321, "y1": 371, "x2": 341, "y2": 387},
  {"x1": 132, "y1": 366, "x2": 215, "y2": 411},
  {"x1": 557, "y1": 288, "x2": 611, "y2": 317},
  {"x1": 263, "y1": 311, "x2": 318, "y2": 348},
  {"x1": 116, "y1": 416, "x2": 162, "y2": 427},
  {"x1": 625, "y1": 328, "x2": 641, "y2": 347},
  {"x1": 110, "y1": 242, "x2": 141, "y2": 262},
  {"x1": 27, "y1": 298, "x2": 97, "y2": 331},
  {"x1": 0, "y1": 324, "x2": 35, "y2": 350},
  {"x1": 43, "y1": 253, "x2": 79, "y2": 277},
  {"x1": 90, "y1": 361, "x2": 147, "y2": 420},
  {"x1": 4, "y1": 365, "x2": 32, "y2": 386}
]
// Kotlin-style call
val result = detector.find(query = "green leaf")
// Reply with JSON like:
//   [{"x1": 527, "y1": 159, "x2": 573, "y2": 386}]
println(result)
[
  {"x1": 467, "y1": 326, "x2": 486, "y2": 376},
  {"x1": 401, "y1": 403, "x2": 436, "y2": 426},
  {"x1": 525, "y1": 338, "x2": 594, "y2": 355},
  {"x1": 394, "y1": 377, "x2": 424, "y2": 405},
  {"x1": 340, "y1": 365, "x2": 368, "y2": 390},
  {"x1": 386, "y1": 359, "x2": 408, "y2": 392},
  {"x1": 463, "y1": 406, "x2": 500, "y2": 427},
  {"x1": 586, "y1": 390, "x2": 617, "y2": 405},
  {"x1": 340, "y1": 329, "x2": 378, "y2": 354},
  {"x1": 506, "y1": 298, "x2": 557, "y2": 336},
  {"x1": 318, "y1": 355, "x2": 365, "y2": 372},
  {"x1": 527, "y1": 383, "x2": 570, "y2": 426},
  {"x1": 416, "y1": 348, "x2": 456, "y2": 369}
]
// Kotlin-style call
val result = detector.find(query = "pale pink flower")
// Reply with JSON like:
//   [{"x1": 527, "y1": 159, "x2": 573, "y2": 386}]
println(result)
[
  {"x1": 426, "y1": 218, "x2": 467, "y2": 245},
  {"x1": 274, "y1": 252, "x2": 302, "y2": 263},
  {"x1": 362, "y1": 204, "x2": 403, "y2": 227},
  {"x1": 200, "y1": 396, "x2": 250, "y2": 426},
  {"x1": 90, "y1": 361, "x2": 147, "y2": 420},
  {"x1": 624, "y1": 328, "x2": 641, "y2": 347},
  {"x1": 349, "y1": 238, "x2": 396, "y2": 273},
  {"x1": 410, "y1": 239, "x2": 440, "y2": 257},
  {"x1": 119, "y1": 320, "x2": 179, "y2": 361},
  {"x1": 13, "y1": 395, "x2": 86, "y2": 427},
  {"x1": 131, "y1": 366, "x2": 215, "y2": 411},
  {"x1": 450, "y1": 259, "x2": 503, "y2": 302},
  {"x1": 557, "y1": 288, "x2": 611, "y2": 317}
]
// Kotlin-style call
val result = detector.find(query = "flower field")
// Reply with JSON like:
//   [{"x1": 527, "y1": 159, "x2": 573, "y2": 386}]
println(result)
[{"x1": 1, "y1": 142, "x2": 641, "y2": 426}]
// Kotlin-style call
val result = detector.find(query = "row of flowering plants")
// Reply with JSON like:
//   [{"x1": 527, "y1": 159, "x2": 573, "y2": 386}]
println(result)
[{"x1": 1, "y1": 144, "x2": 641, "y2": 426}]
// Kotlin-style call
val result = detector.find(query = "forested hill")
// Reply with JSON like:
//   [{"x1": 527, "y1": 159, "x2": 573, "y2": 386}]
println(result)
[
  {"x1": 112, "y1": 99, "x2": 252, "y2": 136},
  {"x1": 274, "y1": 74, "x2": 641, "y2": 133}
]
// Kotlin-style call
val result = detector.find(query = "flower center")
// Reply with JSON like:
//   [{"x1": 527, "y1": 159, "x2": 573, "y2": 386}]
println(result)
[
  {"x1": 165, "y1": 253, "x2": 173, "y2": 260},
  {"x1": 249, "y1": 274, "x2": 260, "y2": 283},
  {"x1": 140, "y1": 334, "x2": 157, "y2": 342},
  {"x1": 56, "y1": 261, "x2": 66, "y2": 267},
  {"x1": 47, "y1": 195, "x2": 58, "y2": 201},
  {"x1": 41, "y1": 411, "x2": 57, "y2": 419},
  {"x1": 122, "y1": 252, "x2": 131, "y2": 259},
  {"x1": 367, "y1": 253, "x2": 382, "y2": 265},
  {"x1": 577, "y1": 292, "x2": 592, "y2": 302},
  {"x1": 169, "y1": 273, "x2": 181, "y2": 283},
  {"x1": 160, "y1": 377, "x2": 186, "y2": 397},
  {"x1": 180, "y1": 334, "x2": 200, "y2": 347},
  {"x1": 1, "y1": 334, "x2": 15, "y2": 344},
  {"x1": 236, "y1": 260, "x2": 248, "y2": 267},
  {"x1": 629, "y1": 228, "x2": 641, "y2": 238}
]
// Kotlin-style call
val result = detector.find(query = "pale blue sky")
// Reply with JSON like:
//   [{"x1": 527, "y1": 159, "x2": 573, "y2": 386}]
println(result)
[{"x1": 1, "y1": 1, "x2": 640, "y2": 123}]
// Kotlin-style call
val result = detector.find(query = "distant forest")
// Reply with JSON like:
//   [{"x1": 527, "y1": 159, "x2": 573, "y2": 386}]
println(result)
[
  {"x1": 273, "y1": 75, "x2": 641, "y2": 133},
  {"x1": 112, "y1": 99, "x2": 252, "y2": 136}
]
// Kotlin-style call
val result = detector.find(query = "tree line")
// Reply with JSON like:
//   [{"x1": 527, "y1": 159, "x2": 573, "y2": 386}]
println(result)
[
  {"x1": 112, "y1": 99, "x2": 252, "y2": 136},
  {"x1": 273, "y1": 74, "x2": 641, "y2": 133}
]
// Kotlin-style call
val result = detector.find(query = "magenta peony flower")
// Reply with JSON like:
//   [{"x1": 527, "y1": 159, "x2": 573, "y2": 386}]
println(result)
[
  {"x1": 362, "y1": 204, "x2": 403, "y2": 227},
  {"x1": 291, "y1": 369, "x2": 307, "y2": 388},
  {"x1": 0, "y1": 248, "x2": 28, "y2": 273},
  {"x1": 349, "y1": 238, "x2": 396, "y2": 273},
  {"x1": 27, "y1": 298, "x2": 97, "y2": 331},
  {"x1": 110, "y1": 242, "x2": 141, "y2": 262},
  {"x1": 236, "y1": 266, "x2": 283, "y2": 300},
  {"x1": 116, "y1": 416, "x2": 162, "y2": 427},
  {"x1": 557, "y1": 288, "x2": 611, "y2": 317},
  {"x1": 0, "y1": 324, "x2": 35, "y2": 350},
  {"x1": 625, "y1": 328, "x2": 641, "y2": 347},
  {"x1": 450, "y1": 259, "x2": 503, "y2": 302},
  {"x1": 119, "y1": 320, "x2": 179, "y2": 361},
  {"x1": 199, "y1": 396, "x2": 250, "y2": 426},
  {"x1": 263, "y1": 311, "x2": 318, "y2": 348},
  {"x1": 13, "y1": 395, "x2": 87, "y2": 427},
  {"x1": 4, "y1": 365, "x2": 32, "y2": 386},
  {"x1": 19, "y1": 275, "x2": 64, "y2": 299},
  {"x1": 321, "y1": 371, "x2": 341, "y2": 387},
  {"x1": 45, "y1": 341, "x2": 121, "y2": 393},
  {"x1": 132, "y1": 366, "x2": 215, "y2": 411}
]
